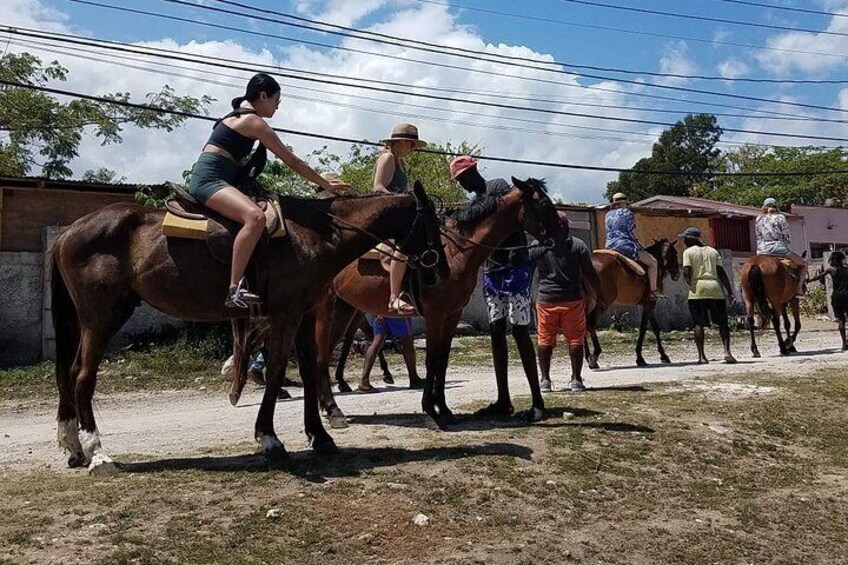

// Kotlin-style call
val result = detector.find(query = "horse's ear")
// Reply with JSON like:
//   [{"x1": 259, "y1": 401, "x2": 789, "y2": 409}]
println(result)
[
  {"x1": 412, "y1": 180, "x2": 427, "y2": 201},
  {"x1": 512, "y1": 176, "x2": 530, "y2": 193}
]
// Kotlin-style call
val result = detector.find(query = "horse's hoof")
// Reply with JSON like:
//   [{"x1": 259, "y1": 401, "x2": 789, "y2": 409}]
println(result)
[
  {"x1": 258, "y1": 435, "x2": 288, "y2": 463},
  {"x1": 587, "y1": 361, "x2": 600, "y2": 370},
  {"x1": 636, "y1": 359, "x2": 648, "y2": 367},
  {"x1": 337, "y1": 381, "x2": 352, "y2": 393},
  {"x1": 88, "y1": 454, "x2": 118, "y2": 477},
  {"x1": 752, "y1": 352, "x2": 761, "y2": 359},
  {"x1": 423, "y1": 413, "x2": 443, "y2": 431},
  {"x1": 312, "y1": 437, "x2": 339, "y2": 456},
  {"x1": 328, "y1": 409, "x2": 349, "y2": 430},
  {"x1": 277, "y1": 388, "x2": 292, "y2": 400},
  {"x1": 67, "y1": 451, "x2": 87, "y2": 469},
  {"x1": 788, "y1": 346, "x2": 798, "y2": 354},
  {"x1": 661, "y1": 356, "x2": 671, "y2": 364},
  {"x1": 439, "y1": 412, "x2": 459, "y2": 427},
  {"x1": 228, "y1": 390, "x2": 241, "y2": 406}
]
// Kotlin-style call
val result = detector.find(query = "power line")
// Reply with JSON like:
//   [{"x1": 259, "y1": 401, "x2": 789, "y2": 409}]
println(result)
[
  {"x1": 202, "y1": 0, "x2": 846, "y2": 85},
  {"x1": 559, "y1": 0, "x2": 848, "y2": 38},
  {"x1": 14, "y1": 30, "x2": 843, "y2": 132},
  {"x1": 709, "y1": 0, "x2": 848, "y2": 19},
  {"x1": 67, "y1": 0, "x2": 848, "y2": 115},
  {"x1": 4, "y1": 78, "x2": 848, "y2": 177},
  {"x1": 30, "y1": 7, "x2": 831, "y2": 122},
  {"x1": 4, "y1": 37, "x2": 665, "y2": 146},
  {"x1": 413, "y1": 0, "x2": 848, "y2": 60},
  {"x1": 6, "y1": 27, "x2": 847, "y2": 144}
]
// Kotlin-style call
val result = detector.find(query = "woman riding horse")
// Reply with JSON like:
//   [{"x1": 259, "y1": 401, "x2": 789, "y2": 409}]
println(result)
[
  {"x1": 605, "y1": 192, "x2": 658, "y2": 299},
  {"x1": 756, "y1": 197, "x2": 808, "y2": 298},
  {"x1": 187, "y1": 73, "x2": 348, "y2": 308},
  {"x1": 373, "y1": 123, "x2": 427, "y2": 315}
]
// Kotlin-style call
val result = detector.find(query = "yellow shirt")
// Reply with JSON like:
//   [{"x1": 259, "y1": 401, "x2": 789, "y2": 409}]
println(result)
[{"x1": 682, "y1": 245, "x2": 726, "y2": 300}]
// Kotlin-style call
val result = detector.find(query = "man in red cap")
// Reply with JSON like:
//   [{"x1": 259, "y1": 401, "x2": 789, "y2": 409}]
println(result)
[{"x1": 450, "y1": 155, "x2": 545, "y2": 420}]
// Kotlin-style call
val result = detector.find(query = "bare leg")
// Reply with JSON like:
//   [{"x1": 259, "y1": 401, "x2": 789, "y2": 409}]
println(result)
[
  {"x1": 538, "y1": 345, "x2": 554, "y2": 387},
  {"x1": 398, "y1": 336, "x2": 423, "y2": 388},
  {"x1": 568, "y1": 344, "x2": 584, "y2": 382},
  {"x1": 638, "y1": 250, "x2": 659, "y2": 295},
  {"x1": 693, "y1": 324, "x2": 708, "y2": 364},
  {"x1": 360, "y1": 332, "x2": 387, "y2": 391},
  {"x1": 389, "y1": 259, "x2": 413, "y2": 312},
  {"x1": 204, "y1": 187, "x2": 265, "y2": 289},
  {"x1": 719, "y1": 322, "x2": 736, "y2": 363},
  {"x1": 513, "y1": 324, "x2": 544, "y2": 413}
]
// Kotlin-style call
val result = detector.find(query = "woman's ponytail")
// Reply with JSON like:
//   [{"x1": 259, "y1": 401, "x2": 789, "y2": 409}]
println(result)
[{"x1": 231, "y1": 95, "x2": 247, "y2": 110}]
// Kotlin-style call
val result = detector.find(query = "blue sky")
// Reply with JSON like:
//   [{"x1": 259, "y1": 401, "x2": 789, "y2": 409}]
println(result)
[{"x1": 8, "y1": 0, "x2": 848, "y2": 201}]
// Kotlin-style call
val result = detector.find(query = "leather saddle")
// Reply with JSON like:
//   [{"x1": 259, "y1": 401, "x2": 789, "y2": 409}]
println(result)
[
  {"x1": 762, "y1": 255, "x2": 801, "y2": 279},
  {"x1": 161, "y1": 182, "x2": 286, "y2": 264},
  {"x1": 360, "y1": 243, "x2": 404, "y2": 274},
  {"x1": 595, "y1": 249, "x2": 646, "y2": 277}
]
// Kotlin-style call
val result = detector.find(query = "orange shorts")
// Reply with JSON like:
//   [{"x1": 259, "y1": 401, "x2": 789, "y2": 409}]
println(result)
[{"x1": 536, "y1": 299, "x2": 586, "y2": 348}]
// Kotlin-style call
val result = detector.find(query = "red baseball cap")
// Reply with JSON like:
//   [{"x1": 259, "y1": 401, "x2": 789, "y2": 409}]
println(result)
[{"x1": 449, "y1": 155, "x2": 478, "y2": 180}]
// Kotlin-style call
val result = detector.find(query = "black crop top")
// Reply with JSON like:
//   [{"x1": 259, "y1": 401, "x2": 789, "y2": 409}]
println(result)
[{"x1": 206, "y1": 109, "x2": 257, "y2": 162}]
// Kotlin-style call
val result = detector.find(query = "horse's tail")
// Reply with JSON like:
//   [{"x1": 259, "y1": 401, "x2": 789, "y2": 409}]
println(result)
[
  {"x1": 749, "y1": 264, "x2": 772, "y2": 320},
  {"x1": 49, "y1": 240, "x2": 80, "y2": 406}
]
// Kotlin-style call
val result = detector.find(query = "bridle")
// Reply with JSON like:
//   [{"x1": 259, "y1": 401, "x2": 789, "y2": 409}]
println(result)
[{"x1": 438, "y1": 184, "x2": 558, "y2": 254}]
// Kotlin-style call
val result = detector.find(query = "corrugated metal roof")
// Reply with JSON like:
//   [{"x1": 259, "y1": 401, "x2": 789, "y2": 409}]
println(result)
[
  {"x1": 634, "y1": 195, "x2": 799, "y2": 218},
  {"x1": 0, "y1": 175, "x2": 164, "y2": 195}
]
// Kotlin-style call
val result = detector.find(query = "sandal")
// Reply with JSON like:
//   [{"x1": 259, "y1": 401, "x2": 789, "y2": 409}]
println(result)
[
  {"x1": 225, "y1": 278, "x2": 261, "y2": 309},
  {"x1": 388, "y1": 292, "x2": 416, "y2": 316}
]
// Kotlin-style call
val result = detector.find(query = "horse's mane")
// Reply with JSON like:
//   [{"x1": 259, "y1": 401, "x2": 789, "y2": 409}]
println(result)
[{"x1": 446, "y1": 179, "x2": 542, "y2": 229}]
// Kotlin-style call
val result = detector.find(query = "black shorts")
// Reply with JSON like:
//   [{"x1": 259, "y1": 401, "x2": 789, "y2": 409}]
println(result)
[
  {"x1": 833, "y1": 297, "x2": 848, "y2": 322},
  {"x1": 688, "y1": 299, "x2": 729, "y2": 328}
]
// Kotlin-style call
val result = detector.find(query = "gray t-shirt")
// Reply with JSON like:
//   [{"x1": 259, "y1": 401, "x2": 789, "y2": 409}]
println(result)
[{"x1": 529, "y1": 237, "x2": 593, "y2": 303}]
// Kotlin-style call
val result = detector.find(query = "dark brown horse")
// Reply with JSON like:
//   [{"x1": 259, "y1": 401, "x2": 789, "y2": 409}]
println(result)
[
  {"x1": 584, "y1": 239, "x2": 681, "y2": 369},
  {"x1": 741, "y1": 255, "x2": 801, "y2": 357},
  {"x1": 313, "y1": 178, "x2": 562, "y2": 429},
  {"x1": 51, "y1": 182, "x2": 444, "y2": 473}
]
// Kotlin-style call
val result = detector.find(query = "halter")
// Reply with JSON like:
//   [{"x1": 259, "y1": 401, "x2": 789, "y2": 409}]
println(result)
[{"x1": 438, "y1": 183, "x2": 558, "y2": 254}]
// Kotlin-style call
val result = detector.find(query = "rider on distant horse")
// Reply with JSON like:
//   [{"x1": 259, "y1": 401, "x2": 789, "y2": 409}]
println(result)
[
  {"x1": 604, "y1": 192, "x2": 659, "y2": 299},
  {"x1": 187, "y1": 73, "x2": 349, "y2": 308},
  {"x1": 755, "y1": 197, "x2": 808, "y2": 298}
]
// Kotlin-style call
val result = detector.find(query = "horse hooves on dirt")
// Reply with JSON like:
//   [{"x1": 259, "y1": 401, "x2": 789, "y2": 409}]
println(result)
[
  {"x1": 228, "y1": 390, "x2": 242, "y2": 407},
  {"x1": 328, "y1": 412, "x2": 349, "y2": 430},
  {"x1": 337, "y1": 380, "x2": 353, "y2": 393},
  {"x1": 752, "y1": 352, "x2": 761, "y2": 358},
  {"x1": 312, "y1": 438, "x2": 339, "y2": 456},
  {"x1": 423, "y1": 414, "x2": 444, "y2": 431},
  {"x1": 788, "y1": 346, "x2": 798, "y2": 354},
  {"x1": 661, "y1": 356, "x2": 672, "y2": 364},
  {"x1": 438, "y1": 412, "x2": 459, "y2": 427},
  {"x1": 88, "y1": 455, "x2": 119, "y2": 477},
  {"x1": 474, "y1": 402, "x2": 514, "y2": 419},
  {"x1": 636, "y1": 358, "x2": 649, "y2": 367},
  {"x1": 277, "y1": 389, "x2": 292, "y2": 401}
]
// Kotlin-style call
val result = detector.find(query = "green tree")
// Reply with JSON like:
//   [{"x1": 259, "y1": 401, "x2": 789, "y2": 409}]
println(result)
[
  {"x1": 694, "y1": 145, "x2": 848, "y2": 208},
  {"x1": 605, "y1": 114, "x2": 723, "y2": 202},
  {"x1": 0, "y1": 52, "x2": 211, "y2": 178},
  {"x1": 260, "y1": 141, "x2": 473, "y2": 203},
  {"x1": 82, "y1": 167, "x2": 126, "y2": 184}
]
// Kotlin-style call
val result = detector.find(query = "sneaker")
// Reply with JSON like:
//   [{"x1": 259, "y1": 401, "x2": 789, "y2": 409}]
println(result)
[
  {"x1": 225, "y1": 279, "x2": 261, "y2": 309},
  {"x1": 539, "y1": 379, "x2": 552, "y2": 392},
  {"x1": 568, "y1": 379, "x2": 586, "y2": 392}
]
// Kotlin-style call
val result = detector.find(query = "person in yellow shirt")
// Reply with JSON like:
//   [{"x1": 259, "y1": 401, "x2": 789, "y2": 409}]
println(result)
[{"x1": 680, "y1": 227, "x2": 737, "y2": 364}]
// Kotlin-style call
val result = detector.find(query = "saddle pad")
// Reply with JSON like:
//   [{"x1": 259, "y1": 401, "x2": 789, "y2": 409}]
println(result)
[
  {"x1": 595, "y1": 249, "x2": 646, "y2": 277},
  {"x1": 162, "y1": 200, "x2": 286, "y2": 240}
]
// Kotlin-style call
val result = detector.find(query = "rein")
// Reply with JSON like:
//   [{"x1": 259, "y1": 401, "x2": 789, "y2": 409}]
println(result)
[{"x1": 296, "y1": 195, "x2": 436, "y2": 270}]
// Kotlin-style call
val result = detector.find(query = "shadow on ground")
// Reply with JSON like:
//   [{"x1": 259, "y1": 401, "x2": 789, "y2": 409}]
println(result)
[{"x1": 115, "y1": 441, "x2": 532, "y2": 479}]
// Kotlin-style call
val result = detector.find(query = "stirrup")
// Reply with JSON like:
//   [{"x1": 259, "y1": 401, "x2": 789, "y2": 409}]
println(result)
[
  {"x1": 388, "y1": 292, "x2": 416, "y2": 316},
  {"x1": 225, "y1": 278, "x2": 261, "y2": 309}
]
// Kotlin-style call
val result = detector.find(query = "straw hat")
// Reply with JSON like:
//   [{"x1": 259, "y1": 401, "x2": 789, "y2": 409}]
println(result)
[
  {"x1": 611, "y1": 192, "x2": 627, "y2": 202},
  {"x1": 380, "y1": 123, "x2": 427, "y2": 148},
  {"x1": 314, "y1": 171, "x2": 347, "y2": 194}
]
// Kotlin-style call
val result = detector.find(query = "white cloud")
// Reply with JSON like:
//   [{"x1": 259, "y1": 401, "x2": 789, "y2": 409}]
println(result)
[
  {"x1": 294, "y1": 0, "x2": 406, "y2": 27},
  {"x1": 3, "y1": 0, "x2": 665, "y2": 203},
  {"x1": 718, "y1": 58, "x2": 749, "y2": 80},
  {"x1": 655, "y1": 41, "x2": 697, "y2": 87},
  {"x1": 755, "y1": 4, "x2": 848, "y2": 75}
]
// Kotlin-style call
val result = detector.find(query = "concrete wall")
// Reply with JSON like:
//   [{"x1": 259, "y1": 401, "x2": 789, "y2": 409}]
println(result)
[
  {"x1": 0, "y1": 252, "x2": 45, "y2": 366},
  {"x1": 595, "y1": 209, "x2": 713, "y2": 247},
  {"x1": 793, "y1": 205, "x2": 848, "y2": 253}
]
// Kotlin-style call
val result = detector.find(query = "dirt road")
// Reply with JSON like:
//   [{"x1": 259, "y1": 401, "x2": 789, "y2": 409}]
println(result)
[{"x1": 2, "y1": 330, "x2": 846, "y2": 471}]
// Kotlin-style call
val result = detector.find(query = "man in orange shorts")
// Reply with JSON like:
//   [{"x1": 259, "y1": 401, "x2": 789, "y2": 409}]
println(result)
[{"x1": 529, "y1": 211, "x2": 604, "y2": 392}]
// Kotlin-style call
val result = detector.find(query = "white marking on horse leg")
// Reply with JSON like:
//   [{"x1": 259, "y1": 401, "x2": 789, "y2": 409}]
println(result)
[
  {"x1": 80, "y1": 429, "x2": 118, "y2": 476},
  {"x1": 57, "y1": 419, "x2": 86, "y2": 466},
  {"x1": 256, "y1": 434, "x2": 284, "y2": 453}
]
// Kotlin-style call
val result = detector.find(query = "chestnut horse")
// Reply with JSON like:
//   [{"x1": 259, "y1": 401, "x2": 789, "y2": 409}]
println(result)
[
  {"x1": 314, "y1": 178, "x2": 562, "y2": 429},
  {"x1": 50, "y1": 182, "x2": 444, "y2": 473},
  {"x1": 584, "y1": 239, "x2": 681, "y2": 369},
  {"x1": 741, "y1": 256, "x2": 801, "y2": 357}
]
